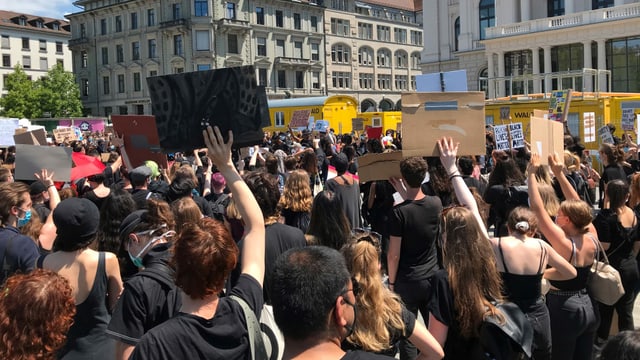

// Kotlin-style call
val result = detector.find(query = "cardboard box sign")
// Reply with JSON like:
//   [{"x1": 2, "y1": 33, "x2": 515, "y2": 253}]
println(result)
[
  {"x1": 401, "y1": 92, "x2": 486, "y2": 157},
  {"x1": 289, "y1": 110, "x2": 311, "y2": 129},
  {"x1": 15, "y1": 144, "x2": 72, "y2": 181},
  {"x1": 14, "y1": 128, "x2": 47, "y2": 146},
  {"x1": 147, "y1": 65, "x2": 269, "y2": 152},
  {"x1": 53, "y1": 127, "x2": 77, "y2": 143},
  {"x1": 530, "y1": 116, "x2": 564, "y2": 166},
  {"x1": 111, "y1": 115, "x2": 168, "y2": 169},
  {"x1": 357, "y1": 151, "x2": 403, "y2": 182}
]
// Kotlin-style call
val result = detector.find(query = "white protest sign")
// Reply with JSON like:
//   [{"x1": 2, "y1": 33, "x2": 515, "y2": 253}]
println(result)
[
  {"x1": 493, "y1": 125, "x2": 510, "y2": 151},
  {"x1": 598, "y1": 125, "x2": 615, "y2": 144},
  {"x1": 509, "y1": 122, "x2": 524, "y2": 149},
  {"x1": 583, "y1": 112, "x2": 596, "y2": 143},
  {"x1": 0, "y1": 118, "x2": 19, "y2": 146},
  {"x1": 622, "y1": 108, "x2": 636, "y2": 131}
]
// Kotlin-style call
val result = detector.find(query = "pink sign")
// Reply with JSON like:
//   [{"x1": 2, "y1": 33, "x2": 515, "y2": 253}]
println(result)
[{"x1": 58, "y1": 118, "x2": 106, "y2": 132}]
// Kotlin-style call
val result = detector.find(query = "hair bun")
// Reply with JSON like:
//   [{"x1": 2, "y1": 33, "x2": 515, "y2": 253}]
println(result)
[{"x1": 515, "y1": 221, "x2": 530, "y2": 232}]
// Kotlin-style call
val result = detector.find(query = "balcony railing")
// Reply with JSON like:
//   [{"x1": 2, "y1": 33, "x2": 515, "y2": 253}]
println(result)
[
  {"x1": 216, "y1": 18, "x2": 251, "y2": 32},
  {"x1": 485, "y1": 3, "x2": 640, "y2": 39},
  {"x1": 159, "y1": 18, "x2": 189, "y2": 29},
  {"x1": 68, "y1": 37, "x2": 90, "y2": 47},
  {"x1": 275, "y1": 57, "x2": 312, "y2": 67}
]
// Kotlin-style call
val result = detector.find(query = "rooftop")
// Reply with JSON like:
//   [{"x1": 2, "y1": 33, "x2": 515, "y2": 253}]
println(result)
[{"x1": 0, "y1": 10, "x2": 70, "y2": 34}]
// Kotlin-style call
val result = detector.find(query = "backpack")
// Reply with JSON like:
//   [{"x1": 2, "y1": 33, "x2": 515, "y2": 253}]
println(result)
[
  {"x1": 136, "y1": 264, "x2": 182, "y2": 321},
  {"x1": 479, "y1": 302, "x2": 533, "y2": 360},
  {"x1": 210, "y1": 193, "x2": 231, "y2": 222},
  {"x1": 231, "y1": 297, "x2": 284, "y2": 360}
]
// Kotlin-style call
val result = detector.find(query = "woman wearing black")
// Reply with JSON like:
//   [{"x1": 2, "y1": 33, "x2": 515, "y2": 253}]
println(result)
[
  {"x1": 483, "y1": 151, "x2": 527, "y2": 236},
  {"x1": 595, "y1": 143, "x2": 628, "y2": 208}
]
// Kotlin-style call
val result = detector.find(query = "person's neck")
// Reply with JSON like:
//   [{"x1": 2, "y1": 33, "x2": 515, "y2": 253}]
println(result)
[
  {"x1": 405, "y1": 187, "x2": 425, "y2": 201},
  {"x1": 180, "y1": 293, "x2": 219, "y2": 319},
  {"x1": 283, "y1": 336, "x2": 345, "y2": 360}
]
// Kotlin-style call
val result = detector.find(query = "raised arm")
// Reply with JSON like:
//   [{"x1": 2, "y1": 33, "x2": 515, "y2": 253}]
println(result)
[
  {"x1": 549, "y1": 153, "x2": 580, "y2": 201},
  {"x1": 438, "y1": 137, "x2": 488, "y2": 238},
  {"x1": 204, "y1": 126, "x2": 265, "y2": 286}
]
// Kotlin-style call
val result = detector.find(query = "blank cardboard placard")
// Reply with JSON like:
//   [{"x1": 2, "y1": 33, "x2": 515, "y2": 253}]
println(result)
[
  {"x1": 111, "y1": 115, "x2": 168, "y2": 169},
  {"x1": 357, "y1": 151, "x2": 403, "y2": 182},
  {"x1": 15, "y1": 144, "x2": 72, "y2": 181},
  {"x1": 147, "y1": 65, "x2": 268, "y2": 152},
  {"x1": 530, "y1": 116, "x2": 564, "y2": 165},
  {"x1": 14, "y1": 128, "x2": 47, "y2": 145},
  {"x1": 401, "y1": 92, "x2": 486, "y2": 156},
  {"x1": 0, "y1": 119, "x2": 19, "y2": 146}
]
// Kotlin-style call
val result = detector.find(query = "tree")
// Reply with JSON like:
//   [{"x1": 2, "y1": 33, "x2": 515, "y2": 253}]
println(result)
[
  {"x1": 38, "y1": 63, "x2": 83, "y2": 118},
  {"x1": 0, "y1": 65, "x2": 39, "y2": 118}
]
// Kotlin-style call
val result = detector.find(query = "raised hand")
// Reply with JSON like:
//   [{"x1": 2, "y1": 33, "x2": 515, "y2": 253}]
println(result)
[
  {"x1": 548, "y1": 153, "x2": 564, "y2": 176},
  {"x1": 527, "y1": 153, "x2": 541, "y2": 176},
  {"x1": 35, "y1": 168, "x2": 55, "y2": 187},
  {"x1": 437, "y1": 137, "x2": 459, "y2": 176},
  {"x1": 203, "y1": 126, "x2": 233, "y2": 169}
]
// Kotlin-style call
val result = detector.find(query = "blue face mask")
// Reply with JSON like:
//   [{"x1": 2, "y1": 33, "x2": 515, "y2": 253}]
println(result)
[
  {"x1": 128, "y1": 251, "x2": 144, "y2": 268},
  {"x1": 17, "y1": 209, "x2": 31, "y2": 228}
]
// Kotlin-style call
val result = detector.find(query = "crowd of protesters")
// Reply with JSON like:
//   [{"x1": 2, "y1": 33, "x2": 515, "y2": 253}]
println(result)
[{"x1": 1, "y1": 121, "x2": 640, "y2": 360}]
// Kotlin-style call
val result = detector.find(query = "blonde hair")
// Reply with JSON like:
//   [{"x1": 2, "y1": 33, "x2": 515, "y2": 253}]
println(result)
[
  {"x1": 537, "y1": 183, "x2": 560, "y2": 218},
  {"x1": 559, "y1": 199, "x2": 593, "y2": 234},
  {"x1": 278, "y1": 170, "x2": 313, "y2": 213},
  {"x1": 341, "y1": 238, "x2": 405, "y2": 352},
  {"x1": 534, "y1": 166, "x2": 552, "y2": 185}
]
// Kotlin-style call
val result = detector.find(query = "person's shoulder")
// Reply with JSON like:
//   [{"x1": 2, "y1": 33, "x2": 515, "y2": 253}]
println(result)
[{"x1": 341, "y1": 350, "x2": 395, "y2": 359}]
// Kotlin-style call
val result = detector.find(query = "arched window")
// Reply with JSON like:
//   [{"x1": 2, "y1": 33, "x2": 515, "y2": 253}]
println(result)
[
  {"x1": 379, "y1": 98, "x2": 394, "y2": 112},
  {"x1": 479, "y1": 0, "x2": 495, "y2": 40},
  {"x1": 478, "y1": 68, "x2": 489, "y2": 98},
  {"x1": 395, "y1": 50, "x2": 408, "y2": 68},
  {"x1": 410, "y1": 52, "x2": 421, "y2": 70},
  {"x1": 358, "y1": 47, "x2": 374, "y2": 66},
  {"x1": 454, "y1": 17, "x2": 460, "y2": 51},
  {"x1": 361, "y1": 99, "x2": 376, "y2": 112},
  {"x1": 377, "y1": 49, "x2": 391, "y2": 67},
  {"x1": 331, "y1": 44, "x2": 351, "y2": 64}
]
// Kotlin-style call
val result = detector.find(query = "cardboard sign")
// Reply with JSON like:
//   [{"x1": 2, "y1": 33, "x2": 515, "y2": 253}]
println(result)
[
  {"x1": 357, "y1": 151, "x2": 403, "y2": 182},
  {"x1": 509, "y1": 122, "x2": 525, "y2": 149},
  {"x1": 289, "y1": 110, "x2": 311, "y2": 129},
  {"x1": 14, "y1": 128, "x2": 47, "y2": 146},
  {"x1": 314, "y1": 120, "x2": 329, "y2": 133},
  {"x1": 548, "y1": 90, "x2": 572, "y2": 122},
  {"x1": 147, "y1": 65, "x2": 268, "y2": 152},
  {"x1": 500, "y1": 107, "x2": 510, "y2": 121},
  {"x1": 365, "y1": 126, "x2": 383, "y2": 140},
  {"x1": 352, "y1": 118, "x2": 364, "y2": 132},
  {"x1": 598, "y1": 125, "x2": 615, "y2": 144},
  {"x1": 111, "y1": 115, "x2": 168, "y2": 169},
  {"x1": 530, "y1": 116, "x2": 564, "y2": 165},
  {"x1": 53, "y1": 127, "x2": 77, "y2": 143},
  {"x1": 401, "y1": 92, "x2": 486, "y2": 156},
  {"x1": 493, "y1": 125, "x2": 510, "y2": 151},
  {"x1": 622, "y1": 108, "x2": 636, "y2": 131},
  {"x1": 0, "y1": 119, "x2": 19, "y2": 146},
  {"x1": 14, "y1": 144, "x2": 72, "y2": 181}
]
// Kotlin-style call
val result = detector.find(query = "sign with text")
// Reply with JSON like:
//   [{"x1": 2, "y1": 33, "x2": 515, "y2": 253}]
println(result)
[
  {"x1": 493, "y1": 125, "x2": 510, "y2": 151},
  {"x1": 509, "y1": 122, "x2": 525, "y2": 149},
  {"x1": 598, "y1": 125, "x2": 615, "y2": 144},
  {"x1": 548, "y1": 90, "x2": 572, "y2": 122},
  {"x1": 53, "y1": 127, "x2": 77, "y2": 143},
  {"x1": 289, "y1": 109, "x2": 311, "y2": 129},
  {"x1": 583, "y1": 112, "x2": 596, "y2": 143},
  {"x1": 622, "y1": 108, "x2": 636, "y2": 131}
]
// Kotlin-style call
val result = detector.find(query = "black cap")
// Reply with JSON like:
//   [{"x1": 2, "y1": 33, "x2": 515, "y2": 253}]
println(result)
[
  {"x1": 29, "y1": 181, "x2": 47, "y2": 196},
  {"x1": 53, "y1": 198, "x2": 99, "y2": 240},
  {"x1": 119, "y1": 210, "x2": 148, "y2": 237},
  {"x1": 129, "y1": 165, "x2": 152, "y2": 183}
]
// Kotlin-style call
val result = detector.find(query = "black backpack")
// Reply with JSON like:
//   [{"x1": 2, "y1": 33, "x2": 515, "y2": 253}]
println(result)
[
  {"x1": 210, "y1": 193, "x2": 231, "y2": 222},
  {"x1": 479, "y1": 302, "x2": 533, "y2": 360},
  {"x1": 136, "y1": 264, "x2": 182, "y2": 321}
]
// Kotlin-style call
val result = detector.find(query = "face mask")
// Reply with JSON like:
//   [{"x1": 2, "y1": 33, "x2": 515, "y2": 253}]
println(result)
[
  {"x1": 17, "y1": 209, "x2": 31, "y2": 228},
  {"x1": 128, "y1": 230, "x2": 175, "y2": 268}
]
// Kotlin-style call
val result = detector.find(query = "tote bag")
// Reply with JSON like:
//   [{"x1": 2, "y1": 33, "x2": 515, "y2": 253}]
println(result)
[{"x1": 587, "y1": 236, "x2": 625, "y2": 306}]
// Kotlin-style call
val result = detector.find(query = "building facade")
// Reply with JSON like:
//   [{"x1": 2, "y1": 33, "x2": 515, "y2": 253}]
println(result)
[
  {"x1": 422, "y1": 0, "x2": 640, "y2": 99},
  {"x1": 0, "y1": 11, "x2": 72, "y2": 95}
]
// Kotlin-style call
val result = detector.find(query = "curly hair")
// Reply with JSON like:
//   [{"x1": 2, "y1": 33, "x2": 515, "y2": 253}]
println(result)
[
  {"x1": 341, "y1": 237, "x2": 405, "y2": 352},
  {"x1": 172, "y1": 217, "x2": 238, "y2": 299},
  {"x1": 0, "y1": 269, "x2": 75, "y2": 360},
  {"x1": 279, "y1": 170, "x2": 313, "y2": 213}
]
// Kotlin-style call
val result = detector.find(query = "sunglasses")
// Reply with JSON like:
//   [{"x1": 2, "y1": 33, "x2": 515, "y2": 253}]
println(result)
[
  {"x1": 339, "y1": 277, "x2": 361, "y2": 299},
  {"x1": 352, "y1": 228, "x2": 382, "y2": 249}
]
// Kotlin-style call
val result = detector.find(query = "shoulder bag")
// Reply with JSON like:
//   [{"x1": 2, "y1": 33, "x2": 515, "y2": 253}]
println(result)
[
  {"x1": 587, "y1": 235, "x2": 625, "y2": 306},
  {"x1": 313, "y1": 174, "x2": 323, "y2": 197}
]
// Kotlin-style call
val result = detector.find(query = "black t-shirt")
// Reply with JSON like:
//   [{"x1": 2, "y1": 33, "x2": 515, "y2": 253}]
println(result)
[
  {"x1": 341, "y1": 350, "x2": 395, "y2": 359},
  {"x1": 130, "y1": 274, "x2": 263, "y2": 360},
  {"x1": 388, "y1": 196, "x2": 442, "y2": 282}
]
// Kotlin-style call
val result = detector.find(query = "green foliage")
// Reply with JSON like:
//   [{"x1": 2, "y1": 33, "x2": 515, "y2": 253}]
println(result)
[{"x1": 0, "y1": 63, "x2": 82, "y2": 119}]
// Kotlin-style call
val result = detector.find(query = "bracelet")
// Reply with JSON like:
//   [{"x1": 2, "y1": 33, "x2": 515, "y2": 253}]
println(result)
[
  {"x1": 449, "y1": 174, "x2": 462, "y2": 180},
  {"x1": 47, "y1": 184, "x2": 56, "y2": 188}
]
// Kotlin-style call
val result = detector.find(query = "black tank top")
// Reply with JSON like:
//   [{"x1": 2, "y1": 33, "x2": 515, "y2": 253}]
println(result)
[
  {"x1": 498, "y1": 237, "x2": 545, "y2": 301},
  {"x1": 549, "y1": 236, "x2": 593, "y2": 291}
]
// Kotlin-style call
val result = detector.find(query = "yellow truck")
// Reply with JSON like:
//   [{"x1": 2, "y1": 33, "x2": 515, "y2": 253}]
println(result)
[
  {"x1": 265, "y1": 95, "x2": 358, "y2": 134},
  {"x1": 355, "y1": 111, "x2": 402, "y2": 135}
]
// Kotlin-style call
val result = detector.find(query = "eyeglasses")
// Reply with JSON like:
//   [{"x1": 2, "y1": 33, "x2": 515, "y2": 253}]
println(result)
[{"x1": 135, "y1": 224, "x2": 168, "y2": 237}]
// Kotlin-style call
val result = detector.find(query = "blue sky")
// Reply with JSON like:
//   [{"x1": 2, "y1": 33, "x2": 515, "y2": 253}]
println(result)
[{"x1": 3, "y1": 1, "x2": 79, "y2": 20}]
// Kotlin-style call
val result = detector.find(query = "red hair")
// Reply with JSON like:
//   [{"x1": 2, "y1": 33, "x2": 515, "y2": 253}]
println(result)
[
  {"x1": 0, "y1": 269, "x2": 76, "y2": 359},
  {"x1": 172, "y1": 217, "x2": 238, "y2": 299}
]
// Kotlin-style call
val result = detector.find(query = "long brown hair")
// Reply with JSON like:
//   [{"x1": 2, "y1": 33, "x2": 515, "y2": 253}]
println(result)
[
  {"x1": 442, "y1": 207, "x2": 504, "y2": 337},
  {"x1": 278, "y1": 170, "x2": 313, "y2": 213}
]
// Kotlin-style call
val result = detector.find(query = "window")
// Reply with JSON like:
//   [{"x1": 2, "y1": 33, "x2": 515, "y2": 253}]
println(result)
[
  {"x1": 115, "y1": 16, "x2": 122, "y2": 32},
  {"x1": 411, "y1": 52, "x2": 421, "y2": 69},
  {"x1": 358, "y1": 23, "x2": 373, "y2": 40},
  {"x1": 148, "y1": 9, "x2": 155, "y2": 26},
  {"x1": 274, "y1": 111, "x2": 285, "y2": 127},
  {"x1": 131, "y1": 13, "x2": 138, "y2": 29},
  {"x1": 394, "y1": 28, "x2": 407, "y2": 44},
  {"x1": 395, "y1": 75, "x2": 408, "y2": 90},
  {"x1": 294, "y1": 13, "x2": 301, "y2": 30},
  {"x1": 17, "y1": 17, "x2": 26, "y2": 26},
  {"x1": 377, "y1": 74, "x2": 391, "y2": 89},
  {"x1": 1, "y1": 36, "x2": 9, "y2": 49},
  {"x1": 52, "y1": 23, "x2": 60, "y2": 30},
  {"x1": 377, "y1": 49, "x2": 390, "y2": 67},
  {"x1": 197, "y1": 64, "x2": 211, "y2": 71},
  {"x1": 226, "y1": 2, "x2": 236, "y2": 19},
  {"x1": 36, "y1": 20, "x2": 43, "y2": 28},
  {"x1": 310, "y1": 16, "x2": 318, "y2": 32},
  {"x1": 332, "y1": 71, "x2": 351, "y2": 88},
  {"x1": 358, "y1": 47, "x2": 373, "y2": 66},
  {"x1": 592, "y1": 0, "x2": 614, "y2": 9},
  {"x1": 331, "y1": 0, "x2": 348, "y2": 11},
  {"x1": 57, "y1": 59, "x2": 64, "y2": 67},
  {"x1": 133, "y1": 72, "x2": 141, "y2": 91},
  {"x1": 174, "y1": 35, "x2": 183, "y2": 56},
  {"x1": 607, "y1": 36, "x2": 640, "y2": 92},
  {"x1": 195, "y1": 30, "x2": 210, "y2": 51},
  {"x1": 331, "y1": 18, "x2": 350, "y2": 36},
  {"x1": 359, "y1": 73, "x2": 373, "y2": 89},
  {"x1": 118, "y1": 74, "x2": 125, "y2": 93},
  {"x1": 410, "y1": 31, "x2": 422, "y2": 46},
  {"x1": 256, "y1": 7, "x2": 265, "y2": 25},
  {"x1": 119, "y1": 106, "x2": 128, "y2": 115},
  {"x1": 548, "y1": 0, "x2": 565, "y2": 16},
  {"x1": 104, "y1": 106, "x2": 112, "y2": 117},
  {"x1": 1, "y1": 54, "x2": 9, "y2": 67},
  {"x1": 148, "y1": 39, "x2": 156, "y2": 58},
  {"x1": 331, "y1": 44, "x2": 350, "y2": 63},
  {"x1": 311, "y1": 43, "x2": 319, "y2": 61},
  {"x1": 81, "y1": 51, "x2": 88, "y2": 68},
  {"x1": 312, "y1": 72, "x2": 320, "y2": 89},
  {"x1": 276, "y1": 10, "x2": 284, "y2": 27},
  {"x1": 411, "y1": 75, "x2": 416, "y2": 90},
  {"x1": 135, "y1": 104, "x2": 144, "y2": 115},
  {"x1": 131, "y1": 42, "x2": 140, "y2": 60},
  {"x1": 294, "y1": 41, "x2": 303, "y2": 59},
  {"x1": 101, "y1": 47, "x2": 109, "y2": 64},
  {"x1": 22, "y1": 37, "x2": 29, "y2": 50},
  {"x1": 39, "y1": 39, "x2": 46, "y2": 51},
  {"x1": 395, "y1": 51, "x2": 407, "y2": 68},
  {"x1": 100, "y1": 19, "x2": 107, "y2": 35},
  {"x1": 257, "y1": 37, "x2": 267, "y2": 56},
  {"x1": 276, "y1": 39, "x2": 285, "y2": 57},
  {"x1": 173, "y1": 3, "x2": 181, "y2": 19},
  {"x1": 277, "y1": 70, "x2": 286, "y2": 88},
  {"x1": 454, "y1": 17, "x2": 460, "y2": 51},
  {"x1": 2, "y1": 75, "x2": 7, "y2": 90},
  {"x1": 377, "y1": 25, "x2": 390, "y2": 42},
  {"x1": 80, "y1": 23, "x2": 86, "y2": 37},
  {"x1": 116, "y1": 44, "x2": 124, "y2": 62},
  {"x1": 55, "y1": 41, "x2": 63, "y2": 53},
  {"x1": 149, "y1": 70, "x2": 157, "y2": 77},
  {"x1": 195, "y1": 0, "x2": 208, "y2": 16},
  {"x1": 103, "y1": 76, "x2": 110, "y2": 94},
  {"x1": 258, "y1": 68, "x2": 267, "y2": 86},
  {"x1": 81, "y1": 78, "x2": 89, "y2": 96},
  {"x1": 228, "y1": 34, "x2": 238, "y2": 54},
  {"x1": 479, "y1": 0, "x2": 495, "y2": 40},
  {"x1": 296, "y1": 71, "x2": 304, "y2": 88}
]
